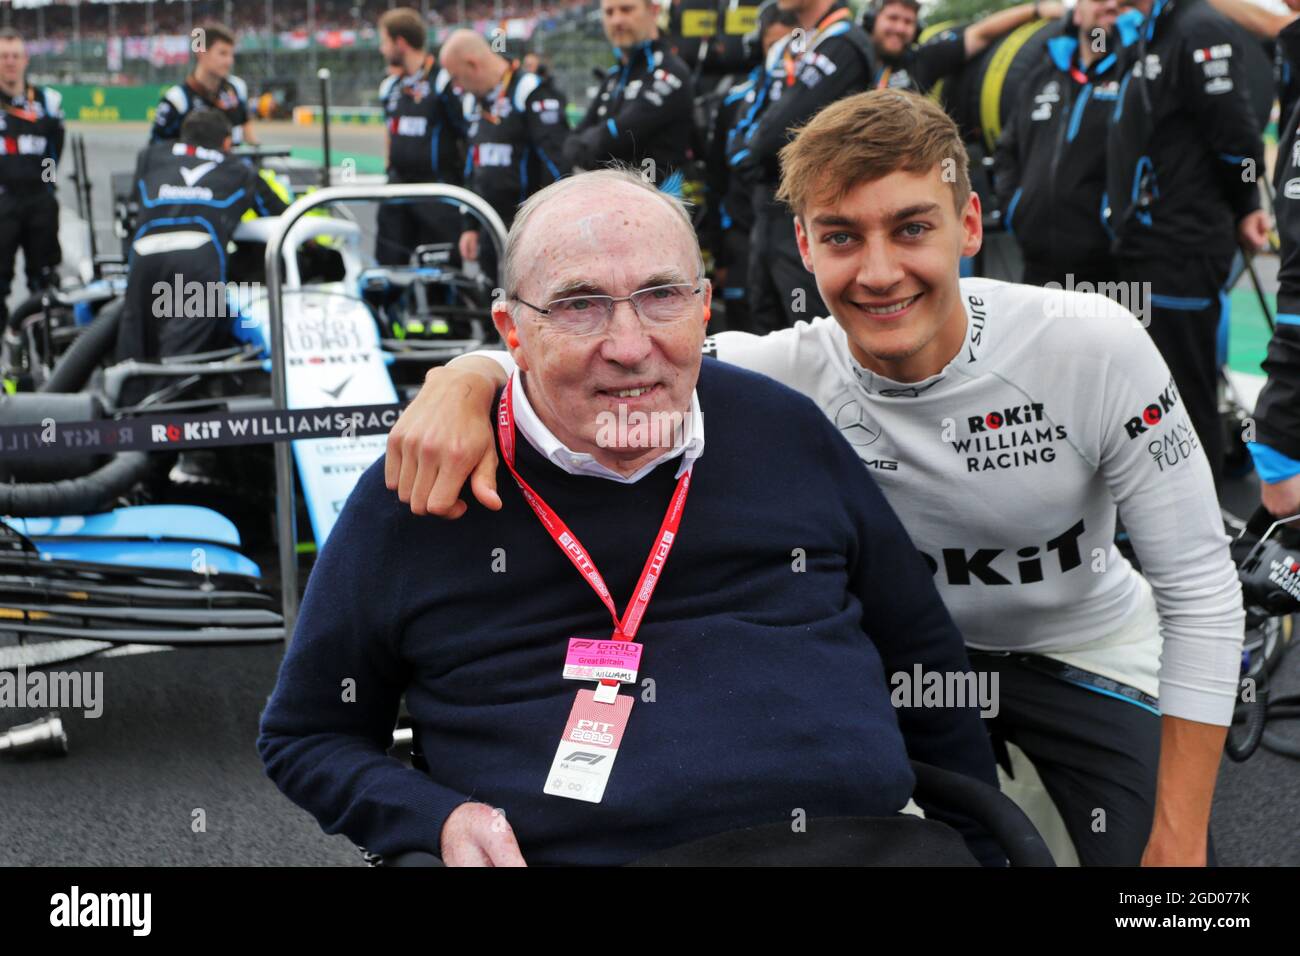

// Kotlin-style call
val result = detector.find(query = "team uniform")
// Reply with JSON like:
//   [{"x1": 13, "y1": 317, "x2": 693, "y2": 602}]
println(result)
[
  {"x1": 707, "y1": 280, "x2": 1244, "y2": 863},
  {"x1": 871, "y1": 27, "x2": 968, "y2": 92},
  {"x1": 1248, "y1": 65, "x2": 1300, "y2": 487},
  {"x1": 150, "y1": 74, "x2": 252, "y2": 145},
  {"x1": 565, "y1": 38, "x2": 695, "y2": 188},
  {"x1": 0, "y1": 82, "x2": 64, "y2": 326},
  {"x1": 1275, "y1": 16, "x2": 1300, "y2": 138},
  {"x1": 377, "y1": 57, "x2": 470, "y2": 266},
  {"x1": 706, "y1": 47, "x2": 786, "y2": 332},
  {"x1": 995, "y1": 25, "x2": 1125, "y2": 287},
  {"x1": 1106, "y1": 0, "x2": 1266, "y2": 483},
  {"x1": 116, "y1": 140, "x2": 288, "y2": 399},
  {"x1": 736, "y1": 3, "x2": 875, "y2": 332},
  {"x1": 462, "y1": 64, "x2": 569, "y2": 282}
]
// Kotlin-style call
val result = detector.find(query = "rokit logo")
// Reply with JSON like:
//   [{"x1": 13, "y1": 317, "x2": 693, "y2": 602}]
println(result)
[
  {"x1": 918, "y1": 519, "x2": 1086, "y2": 585},
  {"x1": 1124, "y1": 378, "x2": 1181, "y2": 439},
  {"x1": 951, "y1": 402, "x2": 1067, "y2": 472},
  {"x1": 968, "y1": 403, "x2": 1047, "y2": 432},
  {"x1": 150, "y1": 421, "x2": 224, "y2": 443},
  {"x1": 1149, "y1": 419, "x2": 1199, "y2": 472}
]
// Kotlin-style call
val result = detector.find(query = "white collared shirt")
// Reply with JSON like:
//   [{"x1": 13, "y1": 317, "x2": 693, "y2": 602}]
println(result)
[{"x1": 511, "y1": 372, "x2": 705, "y2": 484}]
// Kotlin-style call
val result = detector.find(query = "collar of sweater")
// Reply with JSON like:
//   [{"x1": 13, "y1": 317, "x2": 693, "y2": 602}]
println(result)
[{"x1": 511, "y1": 372, "x2": 705, "y2": 484}]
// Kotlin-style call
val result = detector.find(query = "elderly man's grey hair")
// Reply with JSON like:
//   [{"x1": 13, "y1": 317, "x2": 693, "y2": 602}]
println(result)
[{"x1": 499, "y1": 167, "x2": 705, "y2": 302}]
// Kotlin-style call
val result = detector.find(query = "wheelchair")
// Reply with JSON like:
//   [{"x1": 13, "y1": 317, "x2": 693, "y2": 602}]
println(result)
[{"x1": 368, "y1": 726, "x2": 1055, "y2": 867}]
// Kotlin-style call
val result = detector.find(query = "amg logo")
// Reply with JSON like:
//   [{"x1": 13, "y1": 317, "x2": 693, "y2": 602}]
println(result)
[{"x1": 1124, "y1": 379, "x2": 1181, "y2": 439}]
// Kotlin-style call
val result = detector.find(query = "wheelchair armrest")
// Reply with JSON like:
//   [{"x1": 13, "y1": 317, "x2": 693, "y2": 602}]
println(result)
[
  {"x1": 910, "y1": 759, "x2": 1055, "y2": 867},
  {"x1": 376, "y1": 849, "x2": 444, "y2": 867}
]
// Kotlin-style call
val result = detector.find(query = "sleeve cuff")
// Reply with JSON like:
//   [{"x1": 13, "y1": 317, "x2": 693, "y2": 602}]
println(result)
[
  {"x1": 1157, "y1": 680, "x2": 1238, "y2": 727},
  {"x1": 1247, "y1": 442, "x2": 1300, "y2": 484}
]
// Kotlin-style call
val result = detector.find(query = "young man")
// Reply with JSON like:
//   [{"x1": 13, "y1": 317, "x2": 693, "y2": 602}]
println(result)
[
  {"x1": 995, "y1": 0, "x2": 1124, "y2": 287},
  {"x1": 385, "y1": 91, "x2": 1245, "y2": 867},
  {"x1": 375, "y1": 7, "x2": 469, "y2": 266},
  {"x1": 864, "y1": 0, "x2": 1063, "y2": 93},
  {"x1": 565, "y1": 0, "x2": 696, "y2": 186},
  {"x1": 439, "y1": 29, "x2": 569, "y2": 284},
  {"x1": 150, "y1": 22, "x2": 257, "y2": 147},
  {"x1": 0, "y1": 28, "x2": 63, "y2": 330}
]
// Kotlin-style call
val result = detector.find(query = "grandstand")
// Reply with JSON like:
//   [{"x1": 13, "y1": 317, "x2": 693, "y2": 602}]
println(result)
[{"x1": 2, "y1": 0, "x2": 603, "y2": 104}]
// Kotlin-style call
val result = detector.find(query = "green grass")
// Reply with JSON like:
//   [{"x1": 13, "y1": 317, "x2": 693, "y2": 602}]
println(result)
[{"x1": 1228, "y1": 287, "x2": 1275, "y2": 376}]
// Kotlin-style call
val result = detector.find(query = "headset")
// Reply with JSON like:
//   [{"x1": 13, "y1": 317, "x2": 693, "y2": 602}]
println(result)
[
  {"x1": 743, "y1": 0, "x2": 801, "y2": 66},
  {"x1": 860, "y1": 0, "x2": 924, "y2": 48}
]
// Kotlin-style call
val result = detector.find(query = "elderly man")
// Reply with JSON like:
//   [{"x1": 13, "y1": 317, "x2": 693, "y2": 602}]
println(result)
[{"x1": 258, "y1": 168, "x2": 1002, "y2": 867}]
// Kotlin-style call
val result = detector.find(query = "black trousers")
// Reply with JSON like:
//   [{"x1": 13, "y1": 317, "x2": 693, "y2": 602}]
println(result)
[
  {"x1": 1118, "y1": 253, "x2": 1233, "y2": 486},
  {"x1": 0, "y1": 189, "x2": 61, "y2": 324},
  {"x1": 375, "y1": 192, "x2": 464, "y2": 268},
  {"x1": 747, "y1": 194, "x2": 826, "y2": 333},
  {"x1": 717, "y1": 224, "x2": 752, "y2": 334},
  {"x1": 116, "y1": 244, "x2": 230, "y2": 407},
  {"x1": 968, "y1": 651, "x2": 1210, "y2": 867}
]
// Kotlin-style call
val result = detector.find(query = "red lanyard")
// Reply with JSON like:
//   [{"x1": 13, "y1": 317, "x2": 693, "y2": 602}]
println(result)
[{"x1": 496, "y1": 375, "x2": 692, "y2": 640}]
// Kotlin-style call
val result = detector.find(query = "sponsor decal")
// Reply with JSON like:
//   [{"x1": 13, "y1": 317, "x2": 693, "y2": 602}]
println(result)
[
  {"x1": 917, "y1": 519, "x2": 1087, "y2": 585},
  {"x1": 1148, "y1": 418, "x2": 1199, "y2": 472},
  {"x1": 1123, "y1": 377, "x2": 1180, "y2": 439},
  {"x1": 951, "y1": 402, "x2": 1067, "y2": 472}
]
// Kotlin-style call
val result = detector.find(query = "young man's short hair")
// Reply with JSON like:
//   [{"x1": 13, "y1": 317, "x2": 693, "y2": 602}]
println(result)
[
  {"x1": 181, "y1": 109, "x2": 233, "y2": 151},
  {"x1": 0, "y1": 28, "x2": 23, "y2": 43},
  {"x1": 197, "y1": 21, "x2": 235, "y2": 50},
  {"x1": 380, "y1": 7, "x2": 428, "y2": 50},
  {"x1": 776, "y1": 89, "x2": 971, "y2": 218}
]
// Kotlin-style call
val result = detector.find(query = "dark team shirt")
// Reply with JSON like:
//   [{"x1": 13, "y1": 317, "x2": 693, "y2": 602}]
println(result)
[
  {"x1": 1276, "y1": 17, "x2": 1300, "y2": 137},
  {"x1": 738, "y1": 2, "x2": 875, "y2": 186},
  {"x1": 150, "y1": 74, "x2": 251, "y2": 145},
  {"x1": 872, "y1": 27, "x2": 968, "y2": 93},
  {"x1": 1105, "y1": 0, "x2": 1264, "y2": 257},
  {"x1": 1254, "y1": 94, "x2": 1300, "y2": 472},
  {"x1": 566, "y1": 37, "x2": 696, "y2": 186},
  {"x1": 995, "y1": 29, "x2": 1125, "y2": 273},
  {"x1": 463, "y1": 64, "x2": 569, "y2": 229},
  {"x1": 0, "y1": 84, "x2": 64, "y2": 192},
  {"x1": 380, "y1": 55, "x2": 470, "y2": 184}
]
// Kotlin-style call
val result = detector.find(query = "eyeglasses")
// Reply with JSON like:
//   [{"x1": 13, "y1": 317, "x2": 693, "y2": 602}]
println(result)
[{"x1": 512, "y1": 281, "x2": 703, "y2": 336}]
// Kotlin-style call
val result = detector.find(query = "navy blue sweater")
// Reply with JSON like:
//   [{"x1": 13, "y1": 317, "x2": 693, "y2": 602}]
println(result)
[{"x1": 258, "y1": 359, "x2": 1001, "y2": 865}]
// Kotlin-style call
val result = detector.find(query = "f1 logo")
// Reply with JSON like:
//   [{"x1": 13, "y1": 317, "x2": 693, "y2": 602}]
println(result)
[{"x1": 563, "y1": 752, "x2": 606, "y2": 765}]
